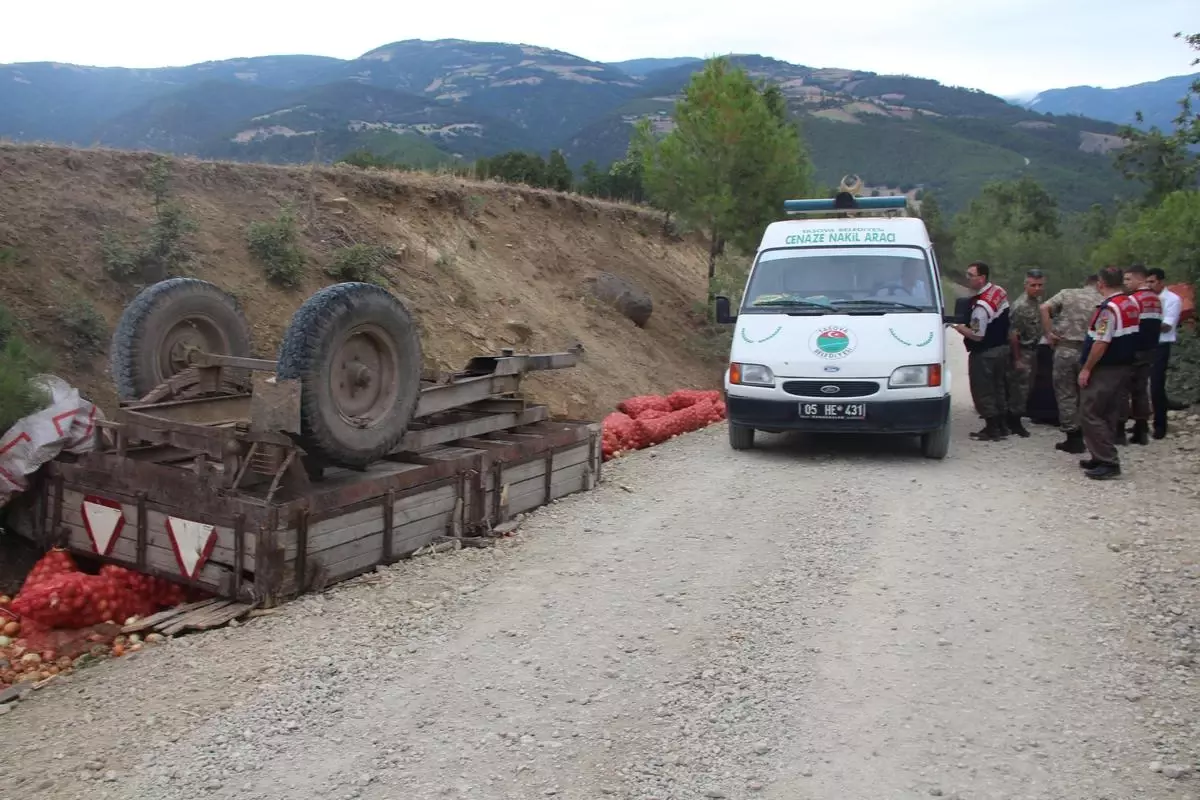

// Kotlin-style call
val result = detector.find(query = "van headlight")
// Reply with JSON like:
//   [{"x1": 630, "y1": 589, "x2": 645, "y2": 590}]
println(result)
[
  {"x1": 889, "y1": 364, "x2": 943, "y2": 388},
  {"x1": 729, "y1": 363, "x2": 775, "y2": 386}
]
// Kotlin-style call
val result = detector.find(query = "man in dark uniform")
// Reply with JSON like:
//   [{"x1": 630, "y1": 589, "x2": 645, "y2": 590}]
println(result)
[
  {"x1": 1117, "y1": 264, "x2": 1163, "y2": 445},
  {"x1": 1078, "y1": 267, "x2": 1142, "y2": 480},
  {"x1": 952, "y1": 261, "x2": 1012, "y2": 441}
]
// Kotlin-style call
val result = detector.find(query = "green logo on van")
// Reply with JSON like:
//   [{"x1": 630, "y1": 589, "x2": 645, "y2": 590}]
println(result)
[{"x1": 811, "y1": 326, "x2": 857, "y2": 359}]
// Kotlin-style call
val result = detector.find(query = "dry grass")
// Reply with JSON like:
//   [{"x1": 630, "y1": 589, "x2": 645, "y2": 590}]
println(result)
[{"x1": 0, "y1": 142, "x2": 722, "y2": 420}]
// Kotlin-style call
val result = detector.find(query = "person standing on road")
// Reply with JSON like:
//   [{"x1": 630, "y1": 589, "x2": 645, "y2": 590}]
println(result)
[
  {"x1": 1041, "y1": 273, "x2": 1100, "y2": 454},
  {"x1": 1078, "y1": 267, "x2": 1142, "y2": 480},
  {"x1": 1005, "y1": 268, "x2": 1045, "y2": 438},
  {"x1": 952, "y1": 261, "x2": 1012, "y2": 441},
  {"x1": 1147, "y1": 267, "x2": 1182, "y2": 439},
  {"x1": 1117, "y1": 264, "x2": 1162, "y2": 446}
]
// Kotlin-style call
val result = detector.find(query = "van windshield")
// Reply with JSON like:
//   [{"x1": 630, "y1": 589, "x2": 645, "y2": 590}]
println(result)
[{"x1": 741, "y1": 246, "x2": 937, "y2": 314}]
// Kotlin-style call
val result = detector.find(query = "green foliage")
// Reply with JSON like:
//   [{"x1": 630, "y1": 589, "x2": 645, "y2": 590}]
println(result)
[
  {"x1": 57, "y1": 298, "x2": 107, "y2": 363},
  {"x1": 325, "y1": 244, "x2": 396, "y2": 284},
  {"x1": 917, "y1": 191, "x2": 956, "y2": 265},
  {"x1": 636, "y1": 57, "x2": 814, "y2": 297},
  {"x1": 1167, "y1": 326, "x2": 1200, "y2": 405},
  {"x1": 1113, "y1": 31, "x2": 1200, "y2": 205},
  {"x1": 246, "y1": 208, "x2": 306, "y2": 287},
  {"x1": 101, "y1": 157, "x2": 197, "y2": 282},
  {"x1": 1091, "y1": 190, "x2": 1200, "y2": 283},
  {"x1": 545, "y1": 150, "x2": 573, "y2": 192},
  {"x1": 948, "y1": 176, "x2": 1108, "y2": 294},
  {"x1": 0, "y1": 335, "x2": 50, "y2": 434}
]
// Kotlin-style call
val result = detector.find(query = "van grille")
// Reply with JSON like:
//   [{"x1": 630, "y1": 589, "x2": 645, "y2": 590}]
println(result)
[{"x1": 782, "y1": 380, "x2": 880, "y2": 398}]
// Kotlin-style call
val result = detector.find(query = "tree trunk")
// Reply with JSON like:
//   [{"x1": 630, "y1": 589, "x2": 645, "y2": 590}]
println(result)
[{"x1": 706, "y1": 231, "x2": 724, "y2": 313}]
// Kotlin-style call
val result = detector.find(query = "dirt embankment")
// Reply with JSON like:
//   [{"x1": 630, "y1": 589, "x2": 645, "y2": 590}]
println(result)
[{"x1": 0, "y1": 143, "x2": 721, "y2": 419}]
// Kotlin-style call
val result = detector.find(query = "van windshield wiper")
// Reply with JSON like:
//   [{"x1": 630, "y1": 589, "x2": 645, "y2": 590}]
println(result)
[
  {"x1": 750, "y1": 298, "x2": 834, "y2": 310},
  {"x1": 833, "y1": 299, "x2": 927, "y2": 312}
]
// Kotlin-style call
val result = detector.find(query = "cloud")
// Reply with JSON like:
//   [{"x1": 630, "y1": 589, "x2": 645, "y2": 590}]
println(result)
[{"x1": 3, "y1": 0, "x2": 1196, "y2": 95}]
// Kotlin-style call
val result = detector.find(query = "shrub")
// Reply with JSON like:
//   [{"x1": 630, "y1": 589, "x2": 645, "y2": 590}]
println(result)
[
  {"x1": 247, "y1": 209, "x2": 306, "y2": 287},
  {"x1": 325, "y1": 244, "x2": 396, "y2": 284}
]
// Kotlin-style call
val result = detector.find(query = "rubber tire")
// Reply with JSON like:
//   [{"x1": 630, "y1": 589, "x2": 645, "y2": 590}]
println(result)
[
  {"x1": 110, "y1": 278, "x2": 253, "y2": 401},
  {"x1": 728, "y1": 422, "x2": 755, "y2": 450},
  {"x1": 276, "y1": 282, "x2": 423, "y2": 469},
  {"x1": 921, "y1": 419, "x2": 951, "y2": 460}
]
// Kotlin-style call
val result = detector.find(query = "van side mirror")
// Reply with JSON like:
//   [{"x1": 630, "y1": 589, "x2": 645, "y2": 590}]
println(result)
[{"x1": 714, "y1": 295, "x2": 737, "y2": 325}]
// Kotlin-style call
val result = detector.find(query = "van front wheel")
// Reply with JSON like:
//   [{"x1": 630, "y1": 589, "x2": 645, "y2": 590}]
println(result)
[
  {"x1": 729, "y1": 423, "x2": 755, "y2": 450},
  {"x1": 920, "y1": 420, "x2": 951, "y2": 460}
]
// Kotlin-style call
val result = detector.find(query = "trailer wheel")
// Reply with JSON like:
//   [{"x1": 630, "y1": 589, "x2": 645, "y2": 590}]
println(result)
[
  {"x1": 110, "y1": 278, "x2": 253, "y2": 401},
  {"x1": 276, "y1": 282, "x2": 423, "y2": 468}
]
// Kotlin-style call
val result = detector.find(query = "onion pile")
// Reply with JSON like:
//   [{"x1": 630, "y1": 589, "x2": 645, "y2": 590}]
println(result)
[
  {"x1": 602, "y1": 389, "x2": 726, "y2": 460},
  {"x1": 0, "y1": 549, "x2": 189, "y2": 691}
]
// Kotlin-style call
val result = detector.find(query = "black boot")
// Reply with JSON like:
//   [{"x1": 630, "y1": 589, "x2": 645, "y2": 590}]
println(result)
[
  {"x1": 1115, "y1": 426, "x2": 1127, "y2": 446},
  {"x1": 1079, "y1": 457, "x2": 1100, "y2": 469},
  {"x1": 1008, "y1": 413, "x2": 1030, "y2": 438},
  {"x1": 1131, "y1": 420, "x2": 1150, "y2": 446},
  {"x1": 1153, "y1": 425, "x2": 1167, "y2": 440},
  {"x1": 969, "y1": 418, "x2": 990, "y2": 440},
  {"x1": 1085, "y1": 461, "x2": 1122, "y2": 480},
  {"x1": 994, "y1": 416, "x2": 1011, "y2": 438},
  {"x1": 1055, "y1": 429, "x2": 1086, "y2": 454}
]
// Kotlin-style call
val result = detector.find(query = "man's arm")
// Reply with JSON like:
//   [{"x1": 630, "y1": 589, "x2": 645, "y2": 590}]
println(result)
[
  {"x1": 1040, "y1": 293, "x2": 1063, "y2": 345},
  {"x1": 1162, "y1": 292, "x2": 1181, "y2": 333},
  {"x1": 954, "y1": 305, "x2": 988, "y2": 342},
  {"x1": 1078, "y1": 309, "x2": 1114, "y2": 387}
]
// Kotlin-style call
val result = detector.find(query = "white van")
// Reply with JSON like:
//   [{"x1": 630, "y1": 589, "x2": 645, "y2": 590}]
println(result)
[{"x1": 714, "y1": 188, "x2": 954, "y2": 459}]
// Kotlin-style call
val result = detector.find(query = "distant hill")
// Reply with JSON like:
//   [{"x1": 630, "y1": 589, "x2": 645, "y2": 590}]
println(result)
[
  {"x1": 0, "y1": 39, "x2": 1144, "y2": 211},
  {"x1": 1025, "y1": 73, "x2": 1200, "y2": 131},
  {"x1": 606, "y1": 57, "x2": 703, "y2": 76}
]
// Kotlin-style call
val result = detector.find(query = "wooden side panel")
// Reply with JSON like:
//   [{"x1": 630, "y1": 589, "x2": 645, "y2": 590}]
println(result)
[
  {"x1": 295, "y1": 484, "x2": 462, "y2": 588},
  {"x1": 60, "y1": 488, "x2": 240, "y2": 594}
]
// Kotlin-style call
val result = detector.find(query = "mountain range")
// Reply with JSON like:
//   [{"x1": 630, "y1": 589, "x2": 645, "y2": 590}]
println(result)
[{"x1": 1, "y1": 40, "x2": 1192, "y2": 212}]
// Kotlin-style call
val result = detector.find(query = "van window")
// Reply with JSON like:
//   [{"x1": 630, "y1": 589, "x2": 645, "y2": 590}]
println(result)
[{"x1": 742, "y1": 246, "x2": 936, "y2": 313}]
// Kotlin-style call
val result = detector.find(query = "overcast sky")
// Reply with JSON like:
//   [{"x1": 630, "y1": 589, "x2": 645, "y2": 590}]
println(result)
[{"x1": 3, "y1": 0, "x2": 1196, "y2": 97}]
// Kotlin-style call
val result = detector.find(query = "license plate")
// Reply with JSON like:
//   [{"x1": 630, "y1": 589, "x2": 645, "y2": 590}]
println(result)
[{"x1": 798, "y1": 402, "x2": 866, "y2": 420}]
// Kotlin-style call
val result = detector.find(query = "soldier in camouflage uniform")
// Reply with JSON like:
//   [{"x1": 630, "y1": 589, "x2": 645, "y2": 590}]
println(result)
[
  {"x1": 1005, "y1": 268, "x2": 1046, "y2": 438},
  {"x1": 1040, "y1": 274, "x2": 1101, "y2": 453}
]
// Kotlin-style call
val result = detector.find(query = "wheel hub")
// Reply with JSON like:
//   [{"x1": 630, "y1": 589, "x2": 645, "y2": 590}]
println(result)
[{"x1": 332, "y1": 325, "x2": 399, "y2": 427}]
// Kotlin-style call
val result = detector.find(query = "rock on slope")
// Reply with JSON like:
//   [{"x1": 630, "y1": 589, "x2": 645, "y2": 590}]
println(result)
[{"x1": 0, "y1": 143, "x2": 720, "y2": 419}]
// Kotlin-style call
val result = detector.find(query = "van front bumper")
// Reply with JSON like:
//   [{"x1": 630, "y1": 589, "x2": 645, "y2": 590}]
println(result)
[{"x1": 726, "y1": 395, "x2": 950, "y2": 434}]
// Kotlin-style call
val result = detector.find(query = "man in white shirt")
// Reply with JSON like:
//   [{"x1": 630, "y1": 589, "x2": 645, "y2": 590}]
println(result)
[{"x1": 1147, "y1": 267, "x2": 1183, "y2": 439}]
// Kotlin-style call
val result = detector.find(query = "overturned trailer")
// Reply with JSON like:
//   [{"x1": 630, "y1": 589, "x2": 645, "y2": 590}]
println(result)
[{"x1": 19, "y1": 279, "x2": 601, "y2": 610}]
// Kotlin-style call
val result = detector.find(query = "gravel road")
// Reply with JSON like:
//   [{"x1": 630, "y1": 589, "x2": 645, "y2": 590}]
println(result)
[{"x1": 2, "y1": 341, "x2": 1199, "y2": 800}]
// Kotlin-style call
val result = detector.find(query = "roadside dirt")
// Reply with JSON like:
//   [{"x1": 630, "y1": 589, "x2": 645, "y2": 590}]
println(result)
[
  {"x1": 0, "y1": 143, "x2": 720, "y2": 421},
  {"x1": 1, "y1": 342, "x2": 1197, "y2": 799}
]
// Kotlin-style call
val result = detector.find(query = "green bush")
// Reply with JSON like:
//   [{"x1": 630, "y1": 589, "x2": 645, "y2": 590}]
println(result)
[
  {"x1": 247, "y1": 209, "x2": 306, "y2": 287},
  {"x1": 0, "y1": 308, "x2": 50, "y2": 432},
  {"x1": 58, "y1": 299, "x2": 107, "y2": 363},
  {"x1": 325, "y1": 244, "x2": 396, "y2": 284}
]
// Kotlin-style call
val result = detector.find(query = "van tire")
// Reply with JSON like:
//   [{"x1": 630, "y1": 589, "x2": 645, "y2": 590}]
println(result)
[
  {"x1": 728, "y1": 423, "x2": 755, "y2": 450},
  {"x1": 921, "y1": 420, "x2": 951, "y2": 460}
]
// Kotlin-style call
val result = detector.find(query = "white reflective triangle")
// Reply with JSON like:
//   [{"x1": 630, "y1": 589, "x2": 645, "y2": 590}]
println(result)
[
  {"x1": 166, "y1": 517, "x2": 216, "y2": 579},
  {"x1": 82, "y1": 499, "x2": 124, "y2": 555}
]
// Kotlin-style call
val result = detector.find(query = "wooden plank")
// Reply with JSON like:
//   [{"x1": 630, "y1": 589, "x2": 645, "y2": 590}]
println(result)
[
  {"x1": 506, "y1": 462, "x2": 591, "y2": 516},
  {"x1": 121, "y1": 598, "x2": 224, "y2": 633},
  {"x1": 307, "y1": 487, "x2": 458, "y2": 561},
  {"x1": 160, "y1": 600, "x2": 236, "y2": 636}
]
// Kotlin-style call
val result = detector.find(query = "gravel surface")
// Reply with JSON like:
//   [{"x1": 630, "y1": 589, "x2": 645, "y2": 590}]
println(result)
[{"x1": 2, "y1": 343, "x2": 1198, "y2": 800}]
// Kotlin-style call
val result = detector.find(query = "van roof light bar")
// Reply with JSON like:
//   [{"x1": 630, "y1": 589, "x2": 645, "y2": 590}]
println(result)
[{"x1": 783, "y1": 194, "x2": 909, "y2": 215}]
